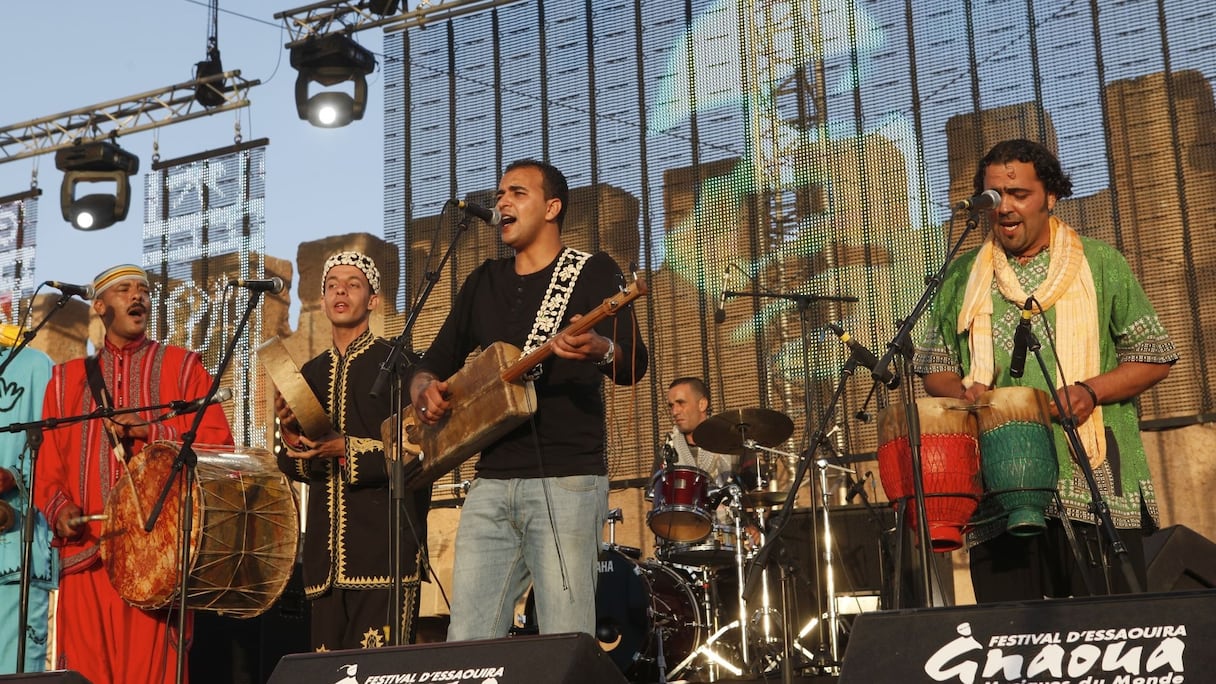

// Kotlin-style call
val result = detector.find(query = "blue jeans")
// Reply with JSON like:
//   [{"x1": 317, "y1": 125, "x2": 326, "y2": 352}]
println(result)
[{"x1": 446, "y1": 475, "x2": 608, "y2": 641}]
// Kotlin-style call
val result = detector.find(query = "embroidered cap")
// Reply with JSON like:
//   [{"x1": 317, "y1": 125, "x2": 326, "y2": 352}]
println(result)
[
  {"x1": 322, "y1": 251, "x2": 380, "y2": 294},
  {"x1": 91, "y1": 264, "x2": 149, "y2": 299}
]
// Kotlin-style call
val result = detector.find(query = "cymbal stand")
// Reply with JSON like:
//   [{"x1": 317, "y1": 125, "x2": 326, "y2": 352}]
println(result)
[
  {"x1": 745, "y1": 440, "x2": 854, "y2": 666},
  {"x1": 728, "y1": 483, "x2": 751, "y2": 668},
  {"x1": 812, "y1": 453, "x2": 856, "y2": 663},
  {"x1": 751, "y1": 505, "x2": 779, "y2": 656}
]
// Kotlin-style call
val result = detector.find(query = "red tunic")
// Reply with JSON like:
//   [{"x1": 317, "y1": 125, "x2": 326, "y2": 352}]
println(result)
[{"x1": 34, "y1": 336, "x2": 233, "y2": 684}]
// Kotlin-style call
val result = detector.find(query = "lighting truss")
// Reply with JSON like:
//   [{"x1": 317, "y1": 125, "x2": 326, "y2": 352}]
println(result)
[
  {"x1": 0, "y1": 70, "x2": 260, "y2": 166},
  {"x1": 275, "y1": 0, "x2": 524, "y2": 47}
]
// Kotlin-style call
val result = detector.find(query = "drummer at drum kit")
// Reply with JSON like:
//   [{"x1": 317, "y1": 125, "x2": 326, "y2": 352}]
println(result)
[
  {"x1": 652, "y1": 377, "x2": 762, "y2": 551},
  {"x1": 647, "y1": 377, "x2": 797, "y2": 675},
  {"x1": 33, "y1": 263, "x2": 235, "y2": 684}
]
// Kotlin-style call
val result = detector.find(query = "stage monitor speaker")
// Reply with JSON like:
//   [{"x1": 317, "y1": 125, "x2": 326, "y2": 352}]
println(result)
[
  {"x1": 839, "y1": 589, "x2": 1216, "y2": 683},
  {"x1": 1144, "y1": 524, "x2": 1216, "y2": 592},
  {"x1": 267, "y1": 632, "x2": 626, "y2": 684},
  {"x1": 0, "y1": 673, "x2": 93, "y2": 683}
]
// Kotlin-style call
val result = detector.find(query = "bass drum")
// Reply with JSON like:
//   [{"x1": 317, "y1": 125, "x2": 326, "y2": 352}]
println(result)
[
  {"x1": 596, "y1": 549, "x2": 701, "y2": 679},
  {"x1": 522, "y1": 547, "x2": 701, "y2": 681}
]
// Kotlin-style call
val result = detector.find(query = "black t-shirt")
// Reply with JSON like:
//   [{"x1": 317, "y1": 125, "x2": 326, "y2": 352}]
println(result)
[{"x1": 417, "y1": 250, "x2": 647, "y2": 479}]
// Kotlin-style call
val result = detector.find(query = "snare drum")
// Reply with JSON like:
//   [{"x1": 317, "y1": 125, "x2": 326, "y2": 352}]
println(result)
[
  {"x1": 648, "y1": 466, "x2": 713, "y2": 543},
  {"x1": 101, "y1": 441, "x2": 299, "y2": 618},
  {"x1": 656, "y1": 523, "x2": 737, "y2": 567}
]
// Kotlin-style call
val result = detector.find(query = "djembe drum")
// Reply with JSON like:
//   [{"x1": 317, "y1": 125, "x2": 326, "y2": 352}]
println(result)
[
  {"x1": 974, "y1": 387, "x2": 1058, "y2": 536},
  {"x1": 877, "y1": 398, "x2": 982, "y2": 552}
]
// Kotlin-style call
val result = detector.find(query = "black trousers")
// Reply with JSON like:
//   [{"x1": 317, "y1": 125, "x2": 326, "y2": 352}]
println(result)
[{"x1": 969, "y1": 518, "x2": 1148, "y2": 603}]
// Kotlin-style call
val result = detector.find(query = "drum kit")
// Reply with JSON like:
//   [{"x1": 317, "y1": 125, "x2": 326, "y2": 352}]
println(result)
[{"x1": 592, "y1": 406, "x2": 853, "y2": 683}]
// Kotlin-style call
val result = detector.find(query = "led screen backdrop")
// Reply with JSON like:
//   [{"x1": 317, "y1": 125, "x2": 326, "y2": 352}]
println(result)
[
  {"x1": 145, "y1": 139, "x2": 270, "y2": 448},
  {"x1": 0, "y1": 189, "x2": 39, "y2": 326},
  {"x1": 382, "y1": 0, "x2": 1216, "y2": 500}
]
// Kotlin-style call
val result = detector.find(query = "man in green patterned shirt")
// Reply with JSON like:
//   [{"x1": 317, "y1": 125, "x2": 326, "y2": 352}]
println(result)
[{"x1": 913, "y1": 139, "x2": 1177, "y2": 603}]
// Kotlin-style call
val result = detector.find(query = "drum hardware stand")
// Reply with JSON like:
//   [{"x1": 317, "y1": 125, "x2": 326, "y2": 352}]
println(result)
[
  {"x1": 0, "y1": 288, "x2": 78, "y2": 672},
  {"x1": 746, "y1": 440, "x2": 857, "y2": 671},
  {"x1": 1018, "y1": 316, "x2": 1140, "y2": 595},
  {"x1": 673, "y1": 620, "x2": 746, "y2": 679},
  {"x1": 372, "y1": 207, "x2": 479, "y2": 642},
  {"x1": 719, "y1": 289, "x2": 857, "y2": 680},
  {"x1": 666, "y1": 483, "x2": 751, "y2": 681},
  {"x1": 143, "y1": 282, "x2": 265, "y2": 684}
]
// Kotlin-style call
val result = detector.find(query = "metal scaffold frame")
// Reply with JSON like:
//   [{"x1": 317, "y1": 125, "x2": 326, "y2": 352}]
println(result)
[
  {"x1": 0, "y1": 70, "x2": 260, "y2": 166},
  {"x1": 274, "y1": 0, "x2": 525, "y2": 47}
]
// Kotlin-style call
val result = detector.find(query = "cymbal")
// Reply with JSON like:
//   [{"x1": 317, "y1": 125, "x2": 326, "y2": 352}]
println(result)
[{"x1": 691, "y1": 408, "x2": 794, "y2": 455}]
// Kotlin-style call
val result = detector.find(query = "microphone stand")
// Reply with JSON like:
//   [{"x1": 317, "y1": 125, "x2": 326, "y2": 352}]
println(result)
[
  {"x1": 0, "y1": 291, "x2": 79, "y2": 672},
  {"x1": 142, "y1": 286, "x2": 263, "y2": 684},
  {"x1": 866, "y1": 211, "x2": 985, "y2": 607},
  {"x1": 724, "y1": 289, "x2": 856, "y2": 677},
  {"x1": 1020, "y1": 327, "x2": 1142, "y2": 594},
  {"x1": 10, "y1": 426, "x2": 42, "y2": 675},
  {"x1": 371, "y1": 211, "x2": 473, "y2": 644},
  {"x1": 0, "y1": 396, "x2": 197, "y2": 672}
]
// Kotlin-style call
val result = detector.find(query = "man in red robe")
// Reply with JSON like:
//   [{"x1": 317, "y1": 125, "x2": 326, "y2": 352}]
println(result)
[{"x1": 34, "y1": 264, "x2": 233, "y2": 684}]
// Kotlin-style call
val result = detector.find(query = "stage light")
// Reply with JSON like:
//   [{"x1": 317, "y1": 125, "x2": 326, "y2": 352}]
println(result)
[
  {"x1": 291, "y1": 34, "x2": 375, "y2": 128},
  {"x1": 367, "y1": 0, "x2": 401, "y2": 15},
  {"x1": 55, "y1": 141, "x2": 139, "y2": 231}
]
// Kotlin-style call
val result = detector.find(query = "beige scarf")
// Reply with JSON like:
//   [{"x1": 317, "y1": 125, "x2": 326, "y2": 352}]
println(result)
[{"x1": 956, "y1": 216, "x2": 1106, "y2": 467}]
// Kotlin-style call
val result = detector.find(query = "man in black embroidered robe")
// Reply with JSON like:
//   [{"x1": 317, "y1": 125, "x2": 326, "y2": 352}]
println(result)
[{"x1": 276, "y1": 251, "x2": 430, "y2": 651}]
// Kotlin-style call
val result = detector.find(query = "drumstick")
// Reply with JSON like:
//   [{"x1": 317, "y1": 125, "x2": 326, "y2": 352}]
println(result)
[{"x1": 67, "y1": 514, "x2": 107, "y2": 527}]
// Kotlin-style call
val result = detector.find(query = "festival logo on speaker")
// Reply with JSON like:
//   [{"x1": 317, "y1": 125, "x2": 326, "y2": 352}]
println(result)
[
  {"x1": 328, "y1": 662, "x2": 506, "y2": 684},
  {"x1": 921, "y1": 620, "x2": 1188, "y2": 684}
]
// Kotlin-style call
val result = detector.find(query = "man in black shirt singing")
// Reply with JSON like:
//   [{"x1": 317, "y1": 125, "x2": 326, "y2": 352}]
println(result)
[{"x1": 410, "y1": 159, "x2": 647, "y2": 640}]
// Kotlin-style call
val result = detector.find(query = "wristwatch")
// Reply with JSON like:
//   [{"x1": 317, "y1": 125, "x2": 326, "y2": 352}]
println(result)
[{"x1": 596, "y1": 339, "x2": 616, "y2": 367}]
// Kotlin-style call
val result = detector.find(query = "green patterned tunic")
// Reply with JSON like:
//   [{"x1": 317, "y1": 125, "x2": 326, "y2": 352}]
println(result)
[{"x1": 913, "y1": 236, "x2": 1177, "y2": 544}]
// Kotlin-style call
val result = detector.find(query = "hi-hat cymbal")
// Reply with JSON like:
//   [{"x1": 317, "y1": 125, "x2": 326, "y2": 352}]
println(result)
[{"x1": 691, "y1": 408, "x2": 794, "y2": 455}]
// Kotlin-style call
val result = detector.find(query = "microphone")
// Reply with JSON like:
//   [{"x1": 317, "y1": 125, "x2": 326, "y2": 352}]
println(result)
[
  {"x1": 167, "y1": 387, "x2": 233, "y2": 418},
  {"x1": 713, "y1": 268, "x2": 730, "y2": 324},
  {"x1": 1009, "y1": 299, "x2": 1035, "y2": 378},
  {"x1": 44, "y1": 280, "x2": 94, "y2": 299},
  {"x1": 826, "y1": 322, "x2": 899, "y2": 389},
  {"x1": 233, "y1": 277, "x2": 285, "y2": 294},
  {"x1": 845, "y1": 471, "x2": 872, "y2": 503},
  {"x1": 449, "y1": 199, "x2": 502, "y2": 226},
  {"x1": 662, "y1": 442, "x2": 677, "y2": 469},
  {"x1": 953, "y1": 189, "x2": 1001, "y2": 211}
]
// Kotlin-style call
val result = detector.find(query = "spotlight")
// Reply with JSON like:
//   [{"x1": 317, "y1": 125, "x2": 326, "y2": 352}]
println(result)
[
  {"x1": 194, "y1": 44, "x2": 226, "y2": 108},
  {"x1": 55, "y1": 141, "x2": 139, "y2": 231},
  {"x1": 291, "y1": 34, "x2": 375, "y2": 128},
  {"x1": 366, "y1": 0, "x2": 401, "y2": 15}
]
